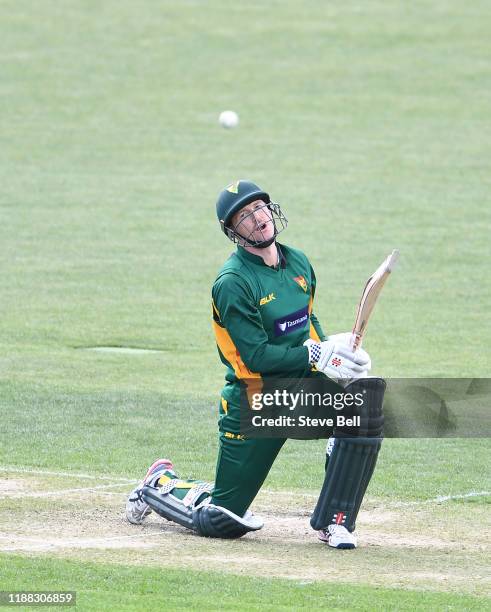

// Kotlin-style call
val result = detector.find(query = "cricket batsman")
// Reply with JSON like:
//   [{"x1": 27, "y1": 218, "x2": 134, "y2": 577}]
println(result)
[{"x1": 126, "y1": 180, "x2": 385, "y2": 549}]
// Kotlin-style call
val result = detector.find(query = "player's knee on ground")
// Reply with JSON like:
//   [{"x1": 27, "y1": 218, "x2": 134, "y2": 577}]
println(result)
[
  {"x1": 212, "y1": 435, "x2": 286, "y2": 518},
  {"x1": 193, "y1": 503, "x2": 263, "y2": 538},
  {"x1": 143, "y1": 478, "x2": 212, "y2": 530},
  {"x1": 142, "y1": 478, "x2": 263, "y2": 539}
]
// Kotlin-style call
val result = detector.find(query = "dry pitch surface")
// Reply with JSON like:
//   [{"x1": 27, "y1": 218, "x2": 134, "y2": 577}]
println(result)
[{"x1": 1, "y1": 468, "x2": 489, "y2": 597}]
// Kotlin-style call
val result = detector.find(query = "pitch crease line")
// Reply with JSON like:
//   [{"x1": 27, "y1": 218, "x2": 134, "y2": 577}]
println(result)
[
  {"x1": 0, "y1": 466, "x2": 136, "y2": 482},
  {"x1": 2, "y1": 467, "x2": 488, "y2": 506},
  {"x1": 1, "y1": 482, "x2": 137, "y2": 498},
  {"x1": 262, "y1": 489, "x2": 490, "y2": 505},
  {"x1": 387, "y1": 491, "x2": 490, "y2": 507}
]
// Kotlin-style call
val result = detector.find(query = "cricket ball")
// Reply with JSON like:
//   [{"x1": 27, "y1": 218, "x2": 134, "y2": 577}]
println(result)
[{"x1": 219, "y1": 110, "x2": 239, "y2": 129}]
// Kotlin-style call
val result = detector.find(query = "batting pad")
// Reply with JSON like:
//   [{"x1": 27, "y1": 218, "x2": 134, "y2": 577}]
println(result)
[
  {"x1": 310, "y1": 436, "x2": 382, "y2": 532},
  {"x1": 142, "y1": 485, "x2": 196, "y2": 529},
  {"x1": 193, "y1": 504, "x2": 264, "y2": 539}
]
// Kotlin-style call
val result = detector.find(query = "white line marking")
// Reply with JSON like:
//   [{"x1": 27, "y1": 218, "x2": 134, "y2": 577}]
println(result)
[
  {"x1": 263, "y1": 489, "x2": 490, "y2": 506},
  {"x1": 1, "y1": 467, "x2": 488, "y2": 506},
  {"x1": 387, "y1": 491, "x2": 490, "y2": 508},
  {"x1": 0, "y1": 532, "x2": 168, "y2": 552},
  {"x1": 1, "y1": 482, "x2": 136, "y2": 499},
  {"x1": 82, "y1": 347, "x2": 164, "y2": 354},
  {"x1": 0, "y1": 532, "x2": 162, "y2": 544},
  {"x1": 0, "y1": 466, "x2": 136, "y2": 482}
]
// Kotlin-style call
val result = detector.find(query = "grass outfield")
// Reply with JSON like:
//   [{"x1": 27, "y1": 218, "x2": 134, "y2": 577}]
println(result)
[
  {"x1": 1, "y1": 0, "x2": 490, "y2": 610},
  {"x1": 0, "y1": 555, "x2": 487, "y2": 611}
]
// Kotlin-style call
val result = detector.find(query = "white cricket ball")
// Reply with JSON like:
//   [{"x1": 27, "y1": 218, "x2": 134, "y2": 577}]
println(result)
[{"x1": 219, "y1": 110, "x2": 239, "y2": 129}]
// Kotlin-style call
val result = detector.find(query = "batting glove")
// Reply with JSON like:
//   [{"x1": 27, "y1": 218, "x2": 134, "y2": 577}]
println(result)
[
  {"x1": 304, "y1": 338, "x2": 335, "y2": 367},
  {"x1": 326, "y1": 332, "x2": 372, "y2": 373},
  {"x1": 304, "y1": 338, "x2": 371, "y2": 380}
]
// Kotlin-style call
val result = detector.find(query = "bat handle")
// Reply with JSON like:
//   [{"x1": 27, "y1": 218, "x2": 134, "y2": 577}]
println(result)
[{"x1": 351, "y1": 331, "x2": 362, "y2": 352}]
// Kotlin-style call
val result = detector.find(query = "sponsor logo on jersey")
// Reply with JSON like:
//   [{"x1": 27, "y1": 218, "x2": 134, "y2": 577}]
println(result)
[
  {"x1": 331, "y1": 357, "x2": 342, "y2": 367},
  {"x1": 274, "y1": 306, "x2": 309, "y2": 336},
  {"x1": 259, "y1": 292, "x2": 275, "y2": 306},
  {"x1": 293, "y1": 275, "x2": 308, "y2": 292}
]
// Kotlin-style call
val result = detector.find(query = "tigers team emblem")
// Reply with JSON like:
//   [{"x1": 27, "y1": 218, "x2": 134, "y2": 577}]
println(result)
[{"x1": 293, "y1": 275, "x2": 308, "y2": 292}]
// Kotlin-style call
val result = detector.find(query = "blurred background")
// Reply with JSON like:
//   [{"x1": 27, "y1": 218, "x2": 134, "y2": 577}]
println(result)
[{"x1": 1, "y1": 0, "x2": 489, "y2": 479}]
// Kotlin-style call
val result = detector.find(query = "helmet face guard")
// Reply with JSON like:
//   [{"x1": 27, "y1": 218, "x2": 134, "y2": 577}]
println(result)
[{"x1": 223, "y1": 201, "x2": 288, "y2": 249}]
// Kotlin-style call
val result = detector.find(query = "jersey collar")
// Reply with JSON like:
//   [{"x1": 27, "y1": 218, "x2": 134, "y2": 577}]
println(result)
[{"x1": 237, "y1": 244, "x2": 286, "y2": 269}]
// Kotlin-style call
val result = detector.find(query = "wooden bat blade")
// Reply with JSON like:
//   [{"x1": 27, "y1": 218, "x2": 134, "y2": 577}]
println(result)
[{"x1": 351, "y1": 249, "x2": 399, "y2": 350}]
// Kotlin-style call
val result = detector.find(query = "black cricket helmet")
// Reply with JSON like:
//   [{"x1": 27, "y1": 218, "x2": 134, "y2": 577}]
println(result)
[{"x1": 215, "y1": 180, "x2": 287, "y2": 248}]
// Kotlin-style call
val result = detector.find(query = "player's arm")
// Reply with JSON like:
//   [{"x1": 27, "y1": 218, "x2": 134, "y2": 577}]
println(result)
[
  {"x1": 310, "y1": 312, "x2": 325, "y2": 341},
  {"x1": 309, "y1": 265, "x2": 327, "y2": 341},
  {"x1": 212, "y1": 274, "x2": 309, "y2": 374}
]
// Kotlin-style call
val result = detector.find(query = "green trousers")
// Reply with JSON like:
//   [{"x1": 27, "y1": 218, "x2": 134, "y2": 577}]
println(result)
[
  {"x1": 209, "y1": 396, "x2": 286, "y2": 516},
  {"x1": 157, "y1": 399, "x2": 286, "y2": 517},
  {"x1": 211, "y1": 432, "x2": 285, "y2": 516}
]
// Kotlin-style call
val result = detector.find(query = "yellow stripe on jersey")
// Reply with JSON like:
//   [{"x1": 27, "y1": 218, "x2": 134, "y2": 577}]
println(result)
[
  {"x1": 308, "y1": 294, "x2": 321, "y2": 342},
  {"x1": 309, "y1": 321, "x2": 321, "y2": 342},
  {"x1": 212, "y1": 299, "x2": 221, "y2": 320},
  {"x1": 221, "y1": 397, "x2": 228, "y2": 414},
  {"x1": 212, "y1": 299, "x2": 264, "y2": 407},
  {"x1": 212, "y1": 320, "x2": 259, "y2": 380}
]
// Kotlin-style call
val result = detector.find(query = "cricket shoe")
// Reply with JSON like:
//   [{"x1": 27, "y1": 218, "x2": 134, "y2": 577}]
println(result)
[
  {"x1": 318, "y1": 525, "x2": 357, "y2": 549},
  {"x1": 126, "y1": 459, "x2": 175, "y2": 525}
]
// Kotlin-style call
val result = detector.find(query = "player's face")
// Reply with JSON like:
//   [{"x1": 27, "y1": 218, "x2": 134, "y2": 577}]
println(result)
[{"x1": 231, "y1": 200, "x2": 275, "y2": 244}]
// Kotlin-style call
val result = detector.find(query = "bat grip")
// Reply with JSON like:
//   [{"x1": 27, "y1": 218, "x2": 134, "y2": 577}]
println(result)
[{"x1": 351, "y1": 331, "x2": 362, "y2": 352}]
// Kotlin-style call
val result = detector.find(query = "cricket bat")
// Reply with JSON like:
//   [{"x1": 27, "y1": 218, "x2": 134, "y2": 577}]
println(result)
[{"x1": 351, "y1": 249, "x2": 400, "y2": 351}]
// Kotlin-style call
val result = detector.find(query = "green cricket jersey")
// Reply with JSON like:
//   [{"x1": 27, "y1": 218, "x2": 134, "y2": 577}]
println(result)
[{"x1": 212, "y1": 243, "x2": 326, "y2": 407}]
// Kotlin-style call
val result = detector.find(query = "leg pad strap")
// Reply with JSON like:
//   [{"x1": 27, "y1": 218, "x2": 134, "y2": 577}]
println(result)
[{"x1": 142, "y1": 484, "x2": 196, "y2": 529}]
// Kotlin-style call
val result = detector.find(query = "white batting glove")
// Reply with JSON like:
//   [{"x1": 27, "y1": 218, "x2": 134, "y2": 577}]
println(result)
[
  {"x1": 323, "y1": 344, "x2": 371, "y2": 380},
  {"x1": 304, "y1": 338, "x2": 371, "y2": 380},
  {"x1": 327, "y1": 332, "x2": 354, "y2": 347},
  {"x1": 326, "y1": 332, "x2": 371, "y2": 374},
  {"x1": 304, "y1": 338, "x2": 335, "y2": 368}
]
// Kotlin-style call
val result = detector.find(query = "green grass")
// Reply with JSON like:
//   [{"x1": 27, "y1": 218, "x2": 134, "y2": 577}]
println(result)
[
  {"x1": 1, "y1": 0, "x2": 490, "y2": 384},
  {"x1": 0, "y1": 555, "x2": 487, "y2": 612},
  {"x1": 1, "y1": 382, "x2": 489, "y2": 499},
  {"x1": 0, "y1": 0, "x2": 490, "y2": 608}
]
